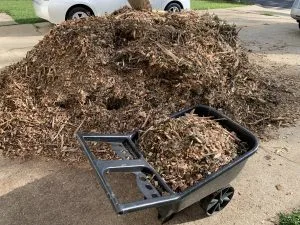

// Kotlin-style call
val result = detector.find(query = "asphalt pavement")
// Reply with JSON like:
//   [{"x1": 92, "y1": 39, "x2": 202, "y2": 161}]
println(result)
[{"x1": 248, "y1": 0, "x2": 294, "y2": 8}]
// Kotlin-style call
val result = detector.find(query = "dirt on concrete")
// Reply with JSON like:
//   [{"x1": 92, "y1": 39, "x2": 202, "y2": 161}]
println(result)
[{"x1": 0, "y1": 5, "x2": 299, "y2": 225}]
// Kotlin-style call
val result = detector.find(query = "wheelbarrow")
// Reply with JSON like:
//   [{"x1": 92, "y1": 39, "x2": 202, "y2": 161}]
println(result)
[{"x1": 76, "y1": 105, "x2": 259, "y2": 222}]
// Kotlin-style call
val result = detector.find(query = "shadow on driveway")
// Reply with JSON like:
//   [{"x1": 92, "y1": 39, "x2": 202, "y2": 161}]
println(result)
[{"x1": 0, "y1": 166, "x2": 210, "y2": 225}]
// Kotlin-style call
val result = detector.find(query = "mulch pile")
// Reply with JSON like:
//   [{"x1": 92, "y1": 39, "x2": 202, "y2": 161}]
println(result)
[
  {"x1": 0, "y1": 8, "x2": 297, "y2": 162},
  {"x1": 139, "y1": 113, "x2": 245, "y2": 192}
]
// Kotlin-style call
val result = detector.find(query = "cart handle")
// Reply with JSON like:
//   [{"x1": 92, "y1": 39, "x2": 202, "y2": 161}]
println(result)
[{"x1": 76, "y1": 133, "x2": 179, "y2": 214}]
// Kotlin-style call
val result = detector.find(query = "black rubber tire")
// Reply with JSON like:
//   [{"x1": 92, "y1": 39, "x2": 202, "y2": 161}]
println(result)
[
  {"x1": 200, "y1": 186, "x2": 234, "y2": 216},
  {"x1": 298, "y1": 22, "x2": 300, "y2": 30},
  {"x1": 66, "y1": 7, "x2": 93, "y2": 20},
  {"x1": 165, "y1": 3, "x2": 182, "y2": 12}
]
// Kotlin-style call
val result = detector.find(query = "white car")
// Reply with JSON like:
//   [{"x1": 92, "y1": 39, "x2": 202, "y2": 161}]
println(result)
[
  {"x1": 291, "y1": 0, "x2": 300, "y2": 29},
  {"x1": 33, "y1": 0, "x2": 191, "y2": 24}
]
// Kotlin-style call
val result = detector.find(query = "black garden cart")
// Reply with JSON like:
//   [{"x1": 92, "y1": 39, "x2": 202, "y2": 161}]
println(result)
[{"x1": 77, "y1": 105, "x2": 258, "y2": 222}]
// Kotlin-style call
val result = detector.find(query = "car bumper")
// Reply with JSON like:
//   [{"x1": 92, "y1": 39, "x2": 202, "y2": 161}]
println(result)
[
  {"x1": 33, "y1": 0, "x2": 50, "y2": 21},
  {"x1": 291, "y1": 0, "x2": 300, "y2": 21},
  {"x1": 291, "y1": 8, "x2": 300, "y2": 21}
]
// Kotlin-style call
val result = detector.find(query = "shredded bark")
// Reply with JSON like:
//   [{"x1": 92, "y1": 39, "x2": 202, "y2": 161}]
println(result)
[
  {"x1": 139, "y1": 113, "x2": 245, "y2": 192},
  {"x1": 0, "y1": 8, "x2": 298, "y2": 162}
]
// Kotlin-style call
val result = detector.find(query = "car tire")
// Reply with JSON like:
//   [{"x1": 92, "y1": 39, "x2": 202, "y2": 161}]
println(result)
[
  {"x1": 298, "y1": 22, "x2": 300, "y2": 30},
  {"x1": 66, "y1": 7, "x2": 93, "y2": 20},
  {"x1": 165, "y1": 3, "x2": 182, "y2": 12}
]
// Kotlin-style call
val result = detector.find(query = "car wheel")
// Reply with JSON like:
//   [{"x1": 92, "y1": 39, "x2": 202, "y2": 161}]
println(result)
[
  {"x1": 66, "y1": 7, "x2": 93, "y2": 20},
  {"x1": 165, "y1": 3, "x2": 182, "y2": 12},
  {"x1": 298, "y1": 22, "x2": 300, "y2": 30}
]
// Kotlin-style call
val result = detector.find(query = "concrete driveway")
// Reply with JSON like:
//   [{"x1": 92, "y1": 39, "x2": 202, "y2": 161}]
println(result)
[
  {"x1": 0, "y1": 6, "x2": 300, "y2": 225},
  {"x1": 211, "y1": 5, "x2": 300, "y2": 66},
  {"x1": 0, "y1": 14, "x2": 51, "y2": 70}
]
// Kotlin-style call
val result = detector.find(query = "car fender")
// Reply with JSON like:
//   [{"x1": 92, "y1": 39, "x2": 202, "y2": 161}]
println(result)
[
  {"x1": 161, "y1": 0, "x2": 190, "y2": 10},
  {"x1": 48, "y1": 0, "x2": 97, "y2": 24},
  {"x1": 92, "y1": 0, "x2": 129, "y2": 15}
]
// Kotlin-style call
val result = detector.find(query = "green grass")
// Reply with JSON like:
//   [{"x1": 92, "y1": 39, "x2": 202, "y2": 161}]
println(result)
[
  {"x1": 0, "y1": 0, "x2": 44, "y2": 24},
  {"x1": 191, "y1": 0, "x2": 249, "y2": 10},
  {"x1": 280, "y1": 211, "x2": 300, "y2": 225}
]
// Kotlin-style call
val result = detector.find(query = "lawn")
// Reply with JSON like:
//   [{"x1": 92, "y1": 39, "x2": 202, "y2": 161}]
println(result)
[
  {"x1": 279, "y1": 211, "x2": 300, "y2": 225},
  {"x1": 0, "y1": 0, "x2": 248, "y2": 24},
  {"x1": 192, "y1": 0, "x2": 248, "y2": 10},
  {"x1": 0, "y1": 0, "x2": 44, "y2": 24}
]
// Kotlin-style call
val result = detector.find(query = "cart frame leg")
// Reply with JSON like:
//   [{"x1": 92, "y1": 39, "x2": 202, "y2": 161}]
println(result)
[{"x1": 157, "y1": 206, "x2": 175, "y2": 223}]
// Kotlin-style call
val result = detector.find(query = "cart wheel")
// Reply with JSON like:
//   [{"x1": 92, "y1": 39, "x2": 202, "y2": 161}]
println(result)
[{"x1": 200, "y1": 186, "x2": 234, "y2": 216}]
